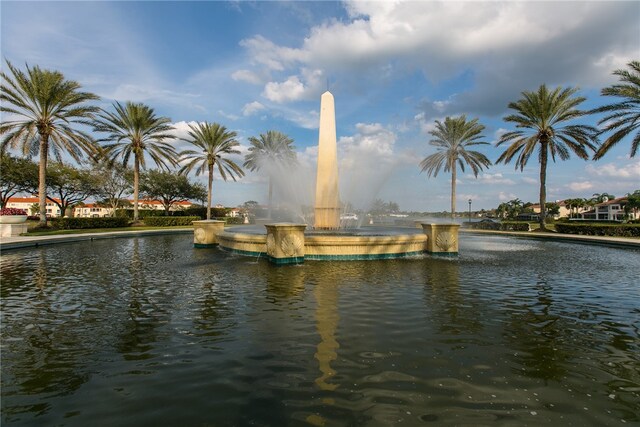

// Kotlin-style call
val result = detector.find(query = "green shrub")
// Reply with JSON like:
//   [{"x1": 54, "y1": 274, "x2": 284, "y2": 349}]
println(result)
[
  {"x1": 226, "y1": 216, "x2": 245, "y2": 225},
  {"x1": 555, "y1": 223, "x2": 640, "y2": 237},
  {"x1": 142, "y1": 216, "x2": 200, "y2": 226},
  {"x1": 500, "y1": 221, "x2": 531, "y2": 231},
  {"x1": 115, "y1": 209, "x2": 165, "y2": 219},
  {"x1": 53, "y1": 217, "x2": 130, "y2": 229}
]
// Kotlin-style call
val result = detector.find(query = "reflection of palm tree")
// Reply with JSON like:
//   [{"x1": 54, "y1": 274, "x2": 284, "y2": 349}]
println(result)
[
  {"x1": 180, "y1": 122, "x2": 245, "y2": 220},
  {"x1": 423, "y1": 258, "x2": 483, "y2": 336},
  {"x1": 244, "y1": 131, "x2": 297, "y2": 219},
  {"x1": 118, "y1": 239, "x2": 162, "y2": 359},
  {"x1": 497, "y1": 85, "x2": 599, "y2": 231},
  {"x1": 503, "y1": 278, "x2": 569, "y2": 382},
  {"x1": 420, "y1": 116, "x2": 491, "y2": 219},
  {"x1": 93, "y1": 102, "x2": 177, "y2": 221}
]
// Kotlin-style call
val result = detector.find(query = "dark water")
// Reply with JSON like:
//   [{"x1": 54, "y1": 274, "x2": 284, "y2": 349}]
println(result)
[{"x1": 1, "y1": 235, "x2": 638, "y2": 426}]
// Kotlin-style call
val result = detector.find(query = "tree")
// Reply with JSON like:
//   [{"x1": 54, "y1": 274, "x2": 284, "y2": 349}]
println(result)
[
  {"x1": 506, "y1": 198, "x2": 524, "y2": 219},
  {"x1": 624, "y1": 190, "x2": 640, "y2": 220},
  {"x1": 545, "y1": 202, "x2": 560, "y2": 217},
  {"x1": 496, "y1": 85, "x2": 599, "y2": 231},
  {"x1": 0, "y1": 61, "x2": 100, "y2": 226},
  {"x1": 45, "y1": 162, "x2": 99, "y2": 217},
  {"x1": 93, "y1": 162, "x2": 133, "y2": 216},
  {"x1": 592, "y1": 60, "x2": 640, "y2": 160},
  {"x1": 591, "y1": 192, "x2": 616, "y2": 203},
  {"x1": 93, "y1": 101, "x2": 177, "y2": 221},
  {"x1": 0, "y1": 154, "x2": 38, "y2": 208},
  {"x1": 139, "y1": 169, "x2": 207, "y2": 215},
  {"x1": 243, "y1": 130, "x2": 297, "y2": 219},
  {"x1": 179, "y1": 122, "x2": 244, "y2": 220},
  {"x1": 419, "y1": 116, "x2": 491, "y2": 218}
]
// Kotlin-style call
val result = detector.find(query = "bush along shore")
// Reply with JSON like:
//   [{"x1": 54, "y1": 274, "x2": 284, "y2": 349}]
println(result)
[{"x1": 465, "y1": 220, "x2": 640, "y2": 237}]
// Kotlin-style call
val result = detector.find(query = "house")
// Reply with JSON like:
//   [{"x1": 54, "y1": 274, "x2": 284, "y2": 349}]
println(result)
[
  {"x1": 6, "y1": 196, "x2": 62, "y2": 217},
  {"x1": 529, "y1": 200, "x2": 590, "y2": 219},
  {"x1": 581, "y1": 197, "x2": 635, "y2": 221},
  {"x1": 74, "y1": 204, "x2": 112, "y2": 218},
  {"x1": 137, "y1": 199, "x2": 194, "y2": 211}
]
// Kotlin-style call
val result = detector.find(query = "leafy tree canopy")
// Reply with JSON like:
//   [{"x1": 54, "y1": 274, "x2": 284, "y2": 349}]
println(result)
[{"x1": 139, "y1": 169, "x2": 207, "y2": 215}]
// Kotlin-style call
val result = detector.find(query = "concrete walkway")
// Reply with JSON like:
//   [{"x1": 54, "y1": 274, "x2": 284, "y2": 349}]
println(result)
[
  {"x1": 461, "y1": 228, "x2": 640, "y2": 249},
  {"x1": 0, "y1": 228, "x2": 193, "y2": 251},
  {"x1": 1, "y1": 227, "x2": 638, "y2": 252}
]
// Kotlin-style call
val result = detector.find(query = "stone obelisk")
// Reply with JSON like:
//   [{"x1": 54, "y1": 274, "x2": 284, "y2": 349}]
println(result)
[{"x1": 314, "y1": 91, "x2": 341, "y2": 229}]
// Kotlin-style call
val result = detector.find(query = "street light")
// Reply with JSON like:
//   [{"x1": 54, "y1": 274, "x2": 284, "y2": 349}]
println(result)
[{"x1": 468, "y1": 199, "x2": 472, "y2": 224}]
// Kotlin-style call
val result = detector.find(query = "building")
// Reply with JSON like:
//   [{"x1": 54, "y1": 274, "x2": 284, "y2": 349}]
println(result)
[
  {"x1": 6, "y1": 196, "x2": 196, "y2": 218},
  {"x1": 530, "y1": 200, "x2": 590, "y2": 219},
  {"x1": 137, "y1": 199, "x2": 194, "y2": 212},
  {"x1": 581, "y1": 197, "x2": 636, "y2": 221},
  {"x1": 74, "y1": 204, "x2": 112, "y2": 218},
  {"x1": 6, "y1": 197, "x2": 62, "y2": 217}
]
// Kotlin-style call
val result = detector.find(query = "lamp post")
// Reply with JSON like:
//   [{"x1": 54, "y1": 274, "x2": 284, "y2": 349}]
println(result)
[{"x1": 468, "y1": 199, "x2": 472, "y2": 224}]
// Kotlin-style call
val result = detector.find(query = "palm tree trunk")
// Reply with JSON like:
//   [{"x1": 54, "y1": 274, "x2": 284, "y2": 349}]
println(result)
[
  {"x1": 133, "y1": 156, "x2": 140, "y2": 222},
  {"x1": 207, "y1": 163, "x2": 213, "y2": 220},
  {"x1": 539, "y1": 142, "x2": 548, "y2": 231},
  {"x1": 268, "y1": 176, "x2": 273, "y2": 220},
  {"x1": 450, "y1": 164, "x2": 457, "y2": 220},
  {"x1": 38, "y1": 135, "x2": 48, "y2": 226}
]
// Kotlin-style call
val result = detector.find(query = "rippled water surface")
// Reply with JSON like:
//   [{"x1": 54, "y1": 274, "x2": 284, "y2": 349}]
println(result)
[{"x1": 1, "y1": 234, "x2": 639, "y2": 426}]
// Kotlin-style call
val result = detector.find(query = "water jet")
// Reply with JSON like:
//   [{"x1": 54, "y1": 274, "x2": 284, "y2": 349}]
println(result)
[{"x1": 194, "y1": 91, "x2": 460, "y2": 263}]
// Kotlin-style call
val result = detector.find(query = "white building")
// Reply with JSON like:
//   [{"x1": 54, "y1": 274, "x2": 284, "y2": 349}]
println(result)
[
  {"x1": 6, "y1": 197, "x2": 62, "y2": 217},
  {"x1": 582, "y1": 197, "x2": 635, "y2": 221}
]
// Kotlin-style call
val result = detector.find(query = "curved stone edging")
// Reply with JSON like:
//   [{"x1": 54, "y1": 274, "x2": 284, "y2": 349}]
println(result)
[
  {"x1": 0, "y1": 228, "x2": 194, "y2": 251},
  {"x1": 461, "y1": 229, "x2": 640, "y2": 249}
]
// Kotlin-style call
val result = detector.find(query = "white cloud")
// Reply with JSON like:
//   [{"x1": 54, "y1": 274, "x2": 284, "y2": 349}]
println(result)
[
  {"x1": 586, "y1": 161, "x2": 640, "y2": 179},
  {"x1": 498, "y1": 191, "x2": 518, "y2": 202},
  {"x1": 522, "y1": 177, "x2": 538, "y2": 185},
  {"x1": 263, "y1": 76, "x2": 306, "y2": 103},
  {"x1": 231, "y1": 69, "x2": 264, "y2": 85},
  {"x1": 567, "y1": 181, "x2": 594, "y2": 192},
  {"x1": 238, "y1": 1, "x2": 638, "y2": 113},
  {"x1": 262, "y1": 68, "x2": 324, "y2": 103},
  {"x1": 475, "y1": 173, "x2": 515, "y2": 185},
  {"x1": 242, "y1": 101, "x2": 266, "y2": 116}
]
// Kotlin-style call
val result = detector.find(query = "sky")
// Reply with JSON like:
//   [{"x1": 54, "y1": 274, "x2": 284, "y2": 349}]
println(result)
[{"x1": 1, "y1": 0, "x2": 639, "y2": 212}]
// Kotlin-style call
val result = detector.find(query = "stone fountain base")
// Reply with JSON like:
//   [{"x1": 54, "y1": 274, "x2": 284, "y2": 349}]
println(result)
[{"x1": 197, "y1": 223, "x2": 460, "y2": 264}]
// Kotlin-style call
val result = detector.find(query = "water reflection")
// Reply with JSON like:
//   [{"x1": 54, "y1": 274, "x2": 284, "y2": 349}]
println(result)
[
  {"x1": 313, "y1": 276, "x2": 340, "y2": 392},
  {"x1": 1, "y1": 250, "x2": 90, "y2": 422},
  {"x1": 1, "y1": 235, "x2": 639, "y2": 425}
]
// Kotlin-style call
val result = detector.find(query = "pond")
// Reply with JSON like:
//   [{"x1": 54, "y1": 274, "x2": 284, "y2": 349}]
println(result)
[{"x1": 1, "y1": 234, "x2": 639, "y2": 426}]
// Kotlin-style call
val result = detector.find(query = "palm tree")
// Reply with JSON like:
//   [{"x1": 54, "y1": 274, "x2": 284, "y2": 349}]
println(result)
[
  {"x1": 179, "y1": 122, "x2": 244, "y2": 220},
  {"x1": 0, "y1": 61, "x2": 100, "y2": 226},
  {"x1": 592, "y1": 60, "x2": 640, "y2": 160},
  {"x1": 243, "y1": 130, "x2": 297, "y2": 219},
  {"x1": 496, "y1": 85, "x2": 599, "y2": 231},
  {"x1": 419, "y1": 115, "x2": 491, "y2": 218},
  {"x1": 93, "y1": 101, "x2": 177, "y2": 221},
  {"x1": 591, "y1": 192, "x2": 616, "y2": 203}
]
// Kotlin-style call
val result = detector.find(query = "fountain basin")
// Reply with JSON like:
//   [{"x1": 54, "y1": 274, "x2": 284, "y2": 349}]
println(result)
[{"x1": 214, "y1": 223, "x2": 457, "y2": 262}]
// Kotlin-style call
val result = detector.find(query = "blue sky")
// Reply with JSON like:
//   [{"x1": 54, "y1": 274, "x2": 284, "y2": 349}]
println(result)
[{"x1": 2, "y1": 1, "x2": 639, "y2": 212}]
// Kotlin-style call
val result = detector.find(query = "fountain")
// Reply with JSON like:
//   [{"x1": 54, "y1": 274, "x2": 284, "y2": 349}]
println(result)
[{"x1": 193, "y1": 91, "x2": 460, "y2": 263}]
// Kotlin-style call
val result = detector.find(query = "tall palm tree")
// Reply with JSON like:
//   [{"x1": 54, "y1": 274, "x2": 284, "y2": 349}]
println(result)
[
  {"x1": 592, "y1": 60, "x2": 640, "y2": 160},
  {"x1": 179, "y1": 122, "x2": 244, "y2": 220},
  {"x1": 419, "y1": 115, "x2": 491, "y2": 219},
  {"x1": 93, "y1": 101, "x2": 177, "y2": 221},
  {"x1": 497, "y1": 85, "x2": 599, "y2": 231},
  {"x1": 243, "y1": 130, "x2": 297, "y2": 219},
  {"x1": 0, "y1": 61, "x2": 100, "y2": 226}
]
